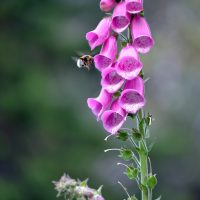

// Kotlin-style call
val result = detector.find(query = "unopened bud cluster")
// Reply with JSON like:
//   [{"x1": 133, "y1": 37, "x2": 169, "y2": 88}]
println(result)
[{"x1": 53, "y1": 174, "x2": 104, "y2": 200}]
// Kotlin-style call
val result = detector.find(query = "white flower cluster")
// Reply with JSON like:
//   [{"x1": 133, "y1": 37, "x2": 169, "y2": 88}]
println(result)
[{"x1": 53, "y1": 173, "x2": 104, "y2": 200}]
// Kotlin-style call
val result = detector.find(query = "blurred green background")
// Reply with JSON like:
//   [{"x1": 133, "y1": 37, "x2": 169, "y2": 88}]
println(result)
[{"x1": 0, "y1": 0, "x2": 200, "y2": 199}]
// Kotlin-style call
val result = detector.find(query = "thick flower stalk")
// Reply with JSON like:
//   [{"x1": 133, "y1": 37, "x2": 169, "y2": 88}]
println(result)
[{"x1": 85, "y1": 0, "x2": 160, "y2": 200}]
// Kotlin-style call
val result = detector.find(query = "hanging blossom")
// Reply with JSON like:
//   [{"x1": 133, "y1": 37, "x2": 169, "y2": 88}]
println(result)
[
  {"x1": 86, "y1": 0, "x2": 154, "y2": 135},
  {"x1": 84, "y1": 3, "x2": 160, "y2": 199}
]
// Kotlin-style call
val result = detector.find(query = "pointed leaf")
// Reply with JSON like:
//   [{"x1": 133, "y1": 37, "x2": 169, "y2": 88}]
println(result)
[
  {"x1": 128, "y1": 195, "x2": 138, "y2": 200},
  {"x1": 139, "y1": 184, "x2": 148, "y2": 191},
  {"x1": 80, "y1": 179, "x2": 88, "y2": 187},
  {"x1": 147, "y1": 175, "x2": 157, "y2": 189},
  {"x1": 124, "y1": 167, "x2": 139, "y2": 180}
]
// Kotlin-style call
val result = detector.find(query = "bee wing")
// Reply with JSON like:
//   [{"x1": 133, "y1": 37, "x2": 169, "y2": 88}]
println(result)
[
  {"x1": 72, "y1": 56, "x2": 78, "y2": 62},
  {"x1": 76, "y1": 51, "x2": 86, "y2": 56},
  {"x1": 72, "y1": 56, "x2": 82, "y2": 68}
]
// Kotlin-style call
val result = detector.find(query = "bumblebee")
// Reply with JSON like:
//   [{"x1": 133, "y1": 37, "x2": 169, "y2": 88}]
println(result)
[{"x1": 76, "y1": 55, "x2": 94, "y2": 70}]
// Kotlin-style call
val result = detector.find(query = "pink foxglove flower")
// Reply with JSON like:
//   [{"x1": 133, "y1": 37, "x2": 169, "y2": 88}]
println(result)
[
  {"x1": 94, "y1": 35, "x2": 117, "y2": 71},
  {"x1": 116, "y1": 44, "x2": 142, "y2": 80},
  {"x1": 87, "y1": 89, "x2": 112, "y2": 121},
  {"x1": 119, "y1": 76, "x2": 145, "y2": 113},
  {"x1": 125, "y1": 0, "x2": 143, "y2": 14},
  {"x1": 111, "y1": 1, "x2": 131, "y2": 33},
  {"x1": 131, "y1": 15, "x2": 154, "y2": 53},
  {"x1": 101, "y1": 64, "x2": 124, "y2": 93},
  {"x1": 100, "y1": 0, "x2": 116, "y2": 12},
  {"x1": 86, "y1": 17, "x2": 112, "y2": 50},
  {"x1": 101, "y1": 99, "x2": 127, "y2": 135}
]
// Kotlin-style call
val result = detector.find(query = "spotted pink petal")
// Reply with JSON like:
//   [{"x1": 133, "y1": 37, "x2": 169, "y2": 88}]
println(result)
[
  {"x1": 100, "y1": 0, "x2": 116, "y2": 12},
  {"x1": 131, "y1": 15, "x2": 154, "y2": 53},
  {"x1": 101, "y1": 64, "x2": 124, "y2": 93},
  {"x1": 125, "y1": 0, "x2": 143, "y2": 14},
  {"x1": 86, "y1": 17, "x2": 112, "y2": 50},
  {"x1": 116, "y1": 44, "x2": 142, "y2": 80},
  {"x1": 87, "y1": 89, "x2": 112, "y2": 121},
  {"x1": 101, "y1": 99, "x2": 127, "y2": 134},
  {"x1": 111, "y1": 1, "x2": 131, "y2": 33},
  {"x1": 119, "y1": 76, "x2": 145, "y2": 113},
  {"x1": 94, "y1": 35, "x2": 117, "y2": 71}
]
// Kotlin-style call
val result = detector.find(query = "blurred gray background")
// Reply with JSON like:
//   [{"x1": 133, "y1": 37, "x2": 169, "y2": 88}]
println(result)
[{"x1": 0, "y1": 0, "x2": 200, "y2": 199}]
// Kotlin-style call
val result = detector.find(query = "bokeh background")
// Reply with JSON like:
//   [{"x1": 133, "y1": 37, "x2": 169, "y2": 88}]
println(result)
[{"x1": 0, "y1": 0, "x2": 200, "y2": 199}]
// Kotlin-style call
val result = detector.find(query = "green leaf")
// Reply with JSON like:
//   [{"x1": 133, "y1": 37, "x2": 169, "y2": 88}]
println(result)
[
  {"x1": 147, "y1": 175, "x2": 157, "y2": 189},
  {"x1": 119, "y1": 149, "x2": 133, "y2": 161},
  {"x1": 117, "y1": 130, "x2": 129, "y2": 141},
  {"x1": 139, "y1": 11, "x2": 145, "y2": 17},
  {"x1": 139, "y1": 70, "x2": 144, "y2": 79},
  {"x1": 139, "y1": 184, "x2": 147, "y2": 191},
  {"x1": 80, "y1": 179, "x2": 88, "y2": 187},
  {"x1": 97, "y1": 185, "x2": 103, "y2": 194},
  {"x1": 124, "y1": 167, "x2": 139, "y2": 180},
  {"x1": 128, "y1": 195, "x2": 138, "y2": 200},
  {"x1": 132, "y1": 128, "x2": 142, "y2": 141}
]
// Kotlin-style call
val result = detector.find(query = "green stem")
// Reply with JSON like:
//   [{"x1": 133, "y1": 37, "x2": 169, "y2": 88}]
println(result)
[
  {"x1": 139, "y1": 141, "x2": 148, "y2": 200},
  {"x1": 137, "y1": 109, "x2": 149, "y2": 200}
]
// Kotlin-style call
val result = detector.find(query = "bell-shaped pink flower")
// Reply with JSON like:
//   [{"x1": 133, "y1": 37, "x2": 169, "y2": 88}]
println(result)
[
  {"x1": 131, "y1": 15, "x2": 154, "y2": 54},
  {"x1": 111, "y1": 1, "x2": 131, "y2": 33},
  {"x1": 101, "y1": 63, "x2": 124, "y2": 93},
  {"x1": 86, "y1": 17, "x2": 112, "y2": 50},
  {"x1": 125, "y1": 0, "x2": 143, "y2": 14},
  {"x1": 100, "y1": 0, "x2": 116, "y2": 12},
  {"x1": 101, "y1": 99, "x2": 127, "y2": 135},
  {"x1": 94, "y1": 35, "x2": 117, "y2": 71},
  {"x1": 119, "y1": 76, "x2": 145, "y2": 113},
  {"x1": 116, "y1": 44, "x2": 142, "y2": 80},
  {"x1": 87, "y1": 89, "x2": 112, "y2": 121}
]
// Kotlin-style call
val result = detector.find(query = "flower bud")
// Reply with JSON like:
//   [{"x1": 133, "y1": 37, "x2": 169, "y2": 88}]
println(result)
[
  {"x1": 125, "y1": 0, "x2": 143, "y2": 14},
  {"x1": 100, "y1": 0, "x2": 116, "y2": 12}
]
